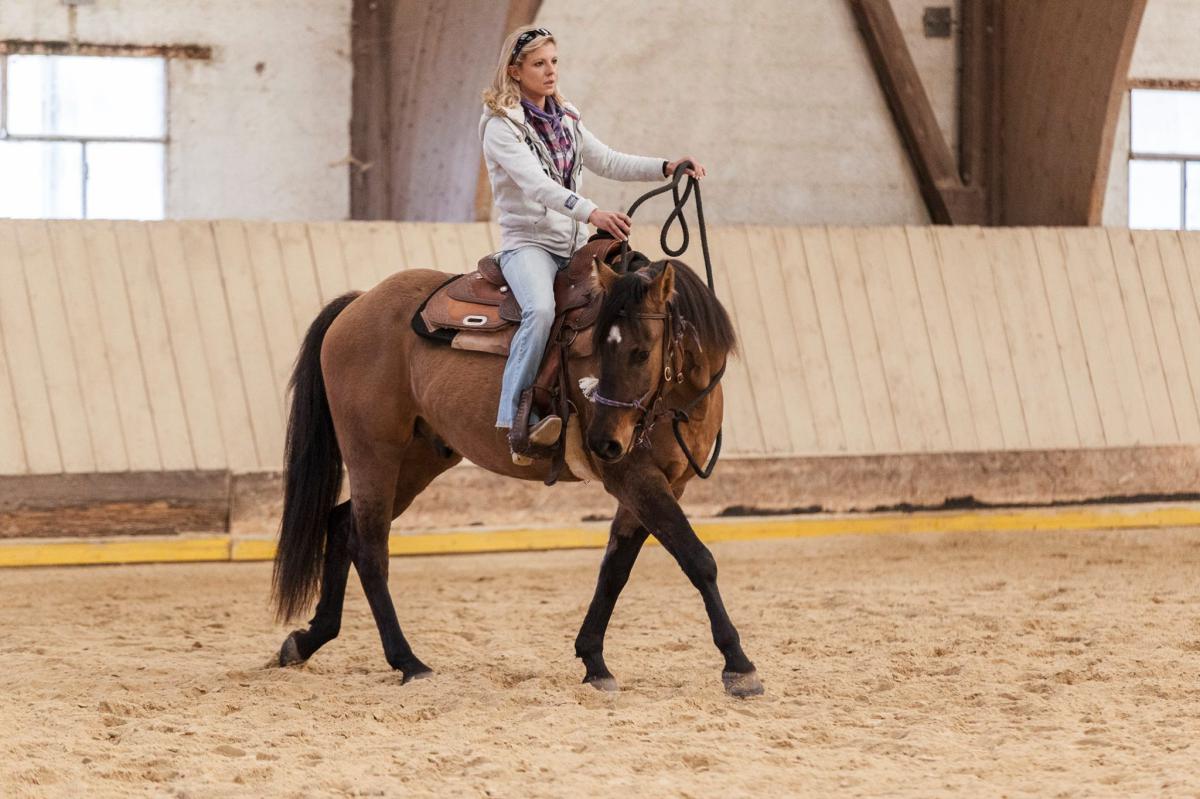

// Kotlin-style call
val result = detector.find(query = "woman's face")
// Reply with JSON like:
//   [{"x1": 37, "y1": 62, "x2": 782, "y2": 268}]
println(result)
[{"x1": 510, "y1": 42, "x2": 558, "y2": 103}]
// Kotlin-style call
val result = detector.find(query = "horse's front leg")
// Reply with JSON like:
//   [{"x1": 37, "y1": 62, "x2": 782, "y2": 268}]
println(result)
[
  {"x1": 616, "y1": 473, "x2": 763, "y2": 697},
  {"x1": 574, "y1": 506, "x2": 649, "y2": 691}
]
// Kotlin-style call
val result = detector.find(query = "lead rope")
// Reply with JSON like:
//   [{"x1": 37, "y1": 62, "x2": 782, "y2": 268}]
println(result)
[{"x1": 617, "y1": 162, "x2": 724, "y2": 479}]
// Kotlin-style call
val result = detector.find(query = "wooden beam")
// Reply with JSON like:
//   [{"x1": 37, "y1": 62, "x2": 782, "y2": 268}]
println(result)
[
  {"x1": 996, "y1": 0, "x2": 1147, "y2": 225},
  {"x1": 473, "y1": 0, "x2": 544, "y2": 222},
  {"x1": 349, "y1": 0, "x2": 395, "y2": 220},
  {"x1": 1129, "y1": 77, "x2": 1200, "y2": 91},
  {"x1": 351, "y1": 1, "x2": 520, "y2": 221},
  {"x1": 958, "y1": 1, "x2": 988, "y2": 191},
  {"x1": 848, "y1": 0, "x2": 983, "y2": 224},
  {"x1": 985, "y1": 1, "x2": 1005, "y2": 226},
  {"x1": 958, "y1": 0, "x2": 1003, "y2": 224},
  {"x1": 0, "y1": 39, "x2": 212, "y2": 60},
  {"x1": 1088, "y1": 0, "x2": 1145, "y2": 224}
]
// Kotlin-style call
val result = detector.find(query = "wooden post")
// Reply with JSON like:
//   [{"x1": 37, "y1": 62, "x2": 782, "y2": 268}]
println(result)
[
  {"x1": 350, "y1": 1, "x2": 534, "y2": 221},
  {"x1": 995, "y1": 0, "x2": 1147, "y2": 225},
  {"x1": 473, "y1": 0, "x2": 544, "y2": 222},
  {"x1": 848, "y1": 0, "x2": 984, "y2": 224}
]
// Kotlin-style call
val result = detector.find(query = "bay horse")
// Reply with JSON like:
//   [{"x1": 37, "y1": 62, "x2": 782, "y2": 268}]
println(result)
[{"x1": 270, "y1": 254, "x2": 764, "y2": 697}]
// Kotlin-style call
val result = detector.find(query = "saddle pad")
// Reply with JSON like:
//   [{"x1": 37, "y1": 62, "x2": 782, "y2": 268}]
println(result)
[
  {"x1": 450, "y1": 325, "x2": 596, "y2": 359},
  {"x1": 451, "y1": 327, "x2": 516, "y2": 357}
]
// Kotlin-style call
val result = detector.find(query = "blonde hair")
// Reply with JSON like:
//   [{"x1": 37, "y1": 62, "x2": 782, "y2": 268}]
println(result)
[{"x1": 482, "y1": 25, "x2": 567, "y2": 115}]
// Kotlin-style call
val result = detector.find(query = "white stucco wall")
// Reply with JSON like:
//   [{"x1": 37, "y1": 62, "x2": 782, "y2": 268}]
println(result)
[
  {"x1": 535, "y1": 0, "x2": 958, "y2": 226},
  {"x1": 1129, "y1": 0, "x2": 1200, "y2": 80},
  {"x1": 0, "y1": 0, "x2": 351, "y2": 220},
  {"x1": 1104, "y1": 0, "x2": 1200, "y2": 227}
]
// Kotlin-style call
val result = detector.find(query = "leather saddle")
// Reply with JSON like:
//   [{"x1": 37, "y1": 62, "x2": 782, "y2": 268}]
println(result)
[
  {"x1": 412, "y1": 237, "x2": 632, "y2": 479},
  {"x1": 414, "y1": 237, "x2": 623, "y2": 360}
]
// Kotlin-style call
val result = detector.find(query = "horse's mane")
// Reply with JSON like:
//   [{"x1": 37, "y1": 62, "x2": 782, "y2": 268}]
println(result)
[{"x1": 592, "y1": 259, "x2": 737, "y2": 357}]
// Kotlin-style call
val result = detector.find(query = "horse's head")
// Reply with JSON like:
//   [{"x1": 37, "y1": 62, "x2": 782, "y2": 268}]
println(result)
[{"x1": 586, "y1": 259, "x2": 680, "y2": 462}]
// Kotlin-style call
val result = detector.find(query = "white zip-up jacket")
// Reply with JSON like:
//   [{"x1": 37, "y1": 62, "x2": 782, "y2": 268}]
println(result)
[{"x1": 479, "y1": 101, "x2": 666, "y2": 257}]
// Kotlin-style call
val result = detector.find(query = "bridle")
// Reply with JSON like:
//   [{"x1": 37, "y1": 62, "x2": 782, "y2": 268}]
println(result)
[
  {"x1": 588, "y1": 298, "x2": 726, "y2": 479},
  {"x1": 589, "y1": 305, "x2": 679, "y2": 422}
]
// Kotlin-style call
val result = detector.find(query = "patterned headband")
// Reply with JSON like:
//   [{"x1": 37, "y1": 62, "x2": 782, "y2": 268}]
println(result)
[{"x1": 511, "y1": 28, "x2": 552, "y2": 63}]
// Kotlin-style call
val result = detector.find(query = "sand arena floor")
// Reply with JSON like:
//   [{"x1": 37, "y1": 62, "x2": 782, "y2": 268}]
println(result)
[{"x1": 2, "y1": 527, "x2": 1200, "y2": 797}]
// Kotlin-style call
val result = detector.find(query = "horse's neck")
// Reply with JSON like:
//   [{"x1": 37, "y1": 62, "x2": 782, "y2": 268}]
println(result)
[{"x1": 673, "y1": 345, "x2": 726, "y2": 414}]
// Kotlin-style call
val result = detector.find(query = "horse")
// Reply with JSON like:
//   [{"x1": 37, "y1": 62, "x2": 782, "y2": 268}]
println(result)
[{"x1": 270, "y1": 254, "x2": 764, "y2": 698}]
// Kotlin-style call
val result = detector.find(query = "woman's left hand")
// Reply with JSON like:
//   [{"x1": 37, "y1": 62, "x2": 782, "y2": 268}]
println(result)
[{"x1": 665, "y1": 157, "x2": 706, "y2": 179}]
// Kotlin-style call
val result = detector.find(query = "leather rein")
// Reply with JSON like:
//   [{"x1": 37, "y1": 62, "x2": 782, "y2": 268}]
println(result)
[{"x1": 586, "y1": 163, "x2": 726, "y2": 479}]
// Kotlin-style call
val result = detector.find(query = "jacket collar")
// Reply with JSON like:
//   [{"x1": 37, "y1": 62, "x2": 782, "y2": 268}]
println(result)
[{"x1": 498, "y1": 99, "x2": 580, "y2": 126}]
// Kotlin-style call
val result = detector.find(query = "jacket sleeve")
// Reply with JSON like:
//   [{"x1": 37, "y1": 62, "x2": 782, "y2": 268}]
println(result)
[
  {"x1": 481, "y1": 116, "x2": 597, "y2": 223},
  {"x1": 578, "y1": 121, "x2": 666, "y2": 182}
]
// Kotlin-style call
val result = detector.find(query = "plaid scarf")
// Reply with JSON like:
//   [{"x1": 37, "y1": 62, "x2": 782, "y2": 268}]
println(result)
[{"x1": 521, "y1": 96, "x2": 576, "y2": 189}]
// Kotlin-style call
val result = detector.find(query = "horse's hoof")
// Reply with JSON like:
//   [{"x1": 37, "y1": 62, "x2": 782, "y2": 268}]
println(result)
[
  {"x1": 722, "y1": 669, "x2": 764, "y2": 698},
  {"x1": 277, "y1": 633, "x2": 306, "y2": 668},
  {"x1": 401, "y1": 668, "x2": 434, "y2": 685},
  {"x1": 584, "y1": 675, "x2": 619, "y2": 693}
]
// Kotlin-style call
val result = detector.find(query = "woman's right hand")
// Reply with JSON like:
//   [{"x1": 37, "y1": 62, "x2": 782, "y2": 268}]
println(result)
[{"x1": 588, "y1": 209, "x2": 632, "y2": 241}]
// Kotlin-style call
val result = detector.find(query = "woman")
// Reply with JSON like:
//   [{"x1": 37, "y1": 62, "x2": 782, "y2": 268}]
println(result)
[{"x1": 480, "y1": 25, "x2": 706, "y2": 464}]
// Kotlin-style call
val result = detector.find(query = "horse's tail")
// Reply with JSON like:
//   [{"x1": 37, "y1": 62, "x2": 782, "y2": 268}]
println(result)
[{"x1": 271, "y1": 291, "x2": 361, "y2": 623}]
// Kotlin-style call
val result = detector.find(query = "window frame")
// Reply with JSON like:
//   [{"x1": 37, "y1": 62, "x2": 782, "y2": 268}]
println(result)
[
  {"x1": 1128, "y1": 83, "x2": 1200, "y2": 231},
  {"x1": 0, "y1": 51, "x2": 169, "y2": 219}
]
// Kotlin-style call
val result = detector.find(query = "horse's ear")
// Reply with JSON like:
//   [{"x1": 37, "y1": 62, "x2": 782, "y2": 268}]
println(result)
[
  {"x1": 593, "y1": 257, "x2": 618, "y2": 292},
  {"x1": 650, "y1": 261, "x2": 675, "y2": 305}
]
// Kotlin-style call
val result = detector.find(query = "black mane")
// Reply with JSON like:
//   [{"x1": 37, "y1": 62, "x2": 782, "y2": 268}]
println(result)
[{"x1": 592, "y1": 259, "x2": 737, "y2": 356}]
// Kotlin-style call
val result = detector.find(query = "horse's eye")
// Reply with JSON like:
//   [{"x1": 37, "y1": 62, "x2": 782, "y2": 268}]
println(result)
[{"x1": 632, "y1": 349, "x2": 651, "y2": 363}]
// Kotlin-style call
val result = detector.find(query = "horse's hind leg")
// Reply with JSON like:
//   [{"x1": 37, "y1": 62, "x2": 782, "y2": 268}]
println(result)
[
  {"x1": 278, "y1": 428, "x2": 458, "y2": 671},
  {"x1": 574, "y1": 506, "x2": 649, "y2": 691},
  {"x1": 351, "y1": 428, "x2": 460, "y2": 681},
  {"x1": 344, "y1": 459, "x2": 431, "y2": 680},
  {"x1": 278, "y1": 501, "x2": 354, "y2": 665}
]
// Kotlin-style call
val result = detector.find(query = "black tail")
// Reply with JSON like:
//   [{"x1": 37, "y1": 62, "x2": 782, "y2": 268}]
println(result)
[{"x1": 272, "y1": 292, "x2": 361, "y2": 622}]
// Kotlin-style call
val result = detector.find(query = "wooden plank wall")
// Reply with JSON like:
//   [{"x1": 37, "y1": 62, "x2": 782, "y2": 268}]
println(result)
[{"x1": 3, "y1": 221, "x2": 1200, "y2": 476}]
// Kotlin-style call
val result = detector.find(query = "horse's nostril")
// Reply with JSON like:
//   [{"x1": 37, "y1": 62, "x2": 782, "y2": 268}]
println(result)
[{"x1": 588, "y1": 437, "x2": 624, "y2": 462}]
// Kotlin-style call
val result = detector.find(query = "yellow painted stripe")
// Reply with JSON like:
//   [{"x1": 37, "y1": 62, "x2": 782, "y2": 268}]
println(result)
[
  {"x1": 230, "y1": 538, "x2": 276, "y2": 562},
  {"x1": 4, "y1": 505, "x2": 1200, "y2": 568},
  {"x1": 694, "y1": 505, "x2": 1200, "y2": 541},
  {"x1": 231, "y1": 528, "x2": 609, "y2": 560},
  {"x1": 0, "y1": 536, "x2": 231, "y2": 568}
]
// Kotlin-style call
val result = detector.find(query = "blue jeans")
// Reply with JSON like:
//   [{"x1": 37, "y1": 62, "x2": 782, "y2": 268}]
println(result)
[{"x1": 495, "y1": 245, "x2": 570, "y2": 428}]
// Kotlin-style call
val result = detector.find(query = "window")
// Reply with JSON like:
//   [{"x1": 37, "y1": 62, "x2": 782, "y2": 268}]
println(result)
[
  {"x1": 1128, "y1": 88, "x2": 1200, "y2": 230},
  {"x1": 0, "y1": 53, "x2": 166, "y2": 220}
]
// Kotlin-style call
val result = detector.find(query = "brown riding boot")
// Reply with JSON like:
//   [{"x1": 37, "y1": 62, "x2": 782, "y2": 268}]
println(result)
[
  {"x1": 508, "y1": 389, "x2": 563, "y2": 465},
  {"x1": 509, "y1": 415, "x2": 563, "y2": 465}
]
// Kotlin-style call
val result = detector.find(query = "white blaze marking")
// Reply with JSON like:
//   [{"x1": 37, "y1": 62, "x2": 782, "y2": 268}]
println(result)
[{"x1": 607, "y1": 325, "x2": 622, "y2": 344}]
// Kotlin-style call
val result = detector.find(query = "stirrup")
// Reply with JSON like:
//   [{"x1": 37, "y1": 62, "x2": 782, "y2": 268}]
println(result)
[
  {"x1": 529, "y1": 415, "x2": 562, "y2": 447},
  {"x1": 509, "y1": 388, "x2": 562, "y2": 465},
  {"x1": 507, "y1": 426, "x2": 556, "y2": 463}
]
